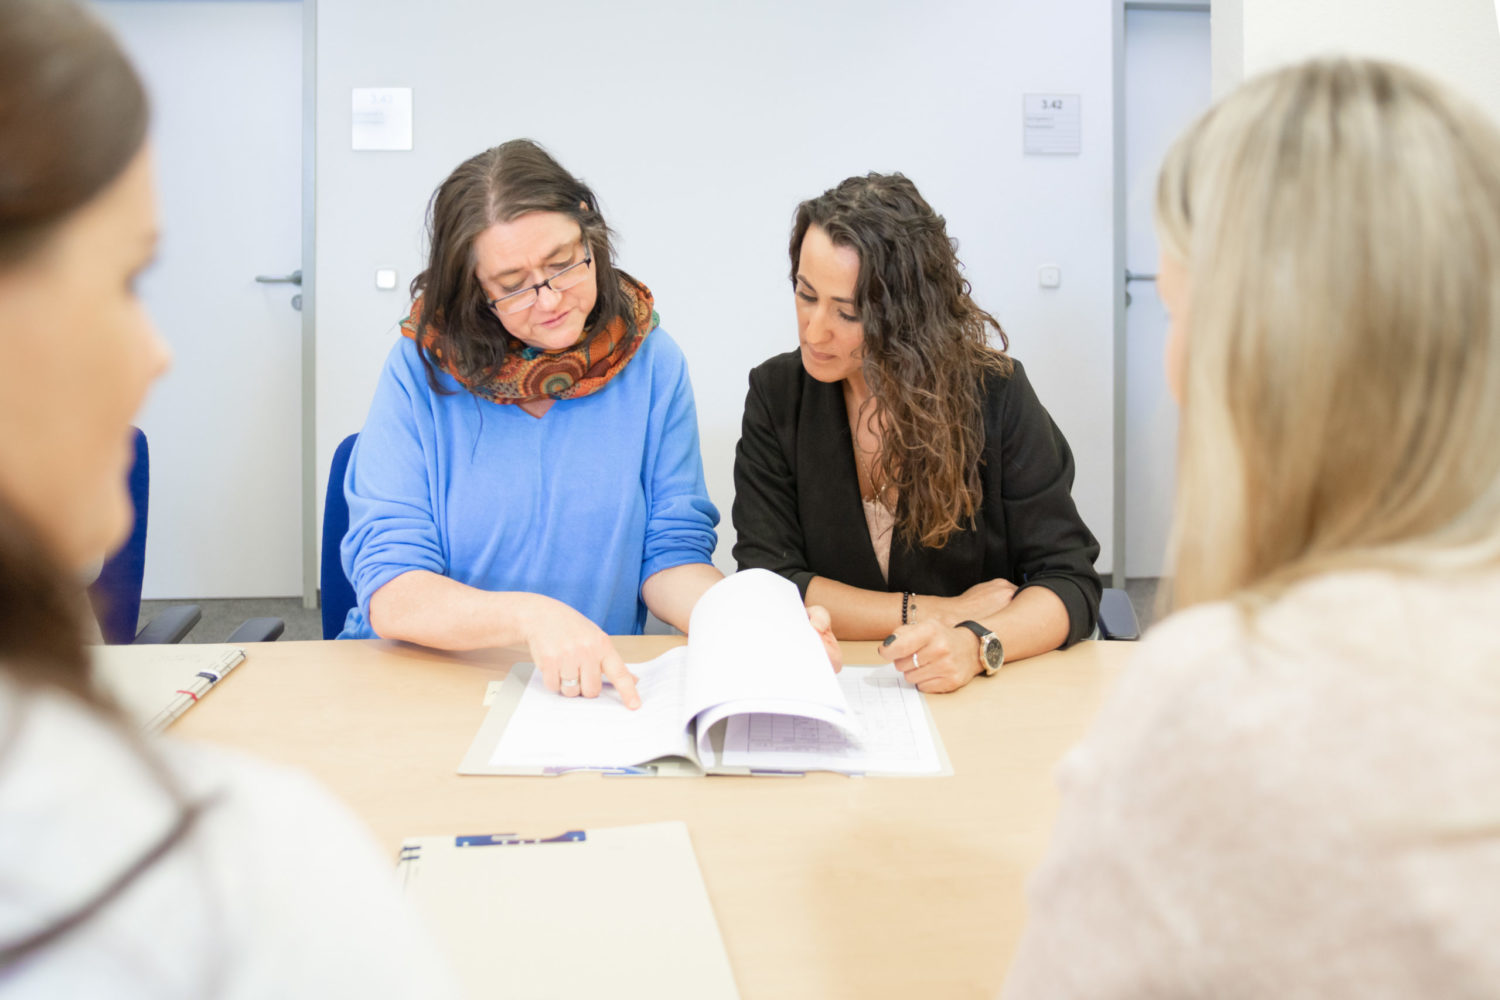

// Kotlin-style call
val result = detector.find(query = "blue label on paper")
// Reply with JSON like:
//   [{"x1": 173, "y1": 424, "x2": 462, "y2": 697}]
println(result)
[{"x1": 454, "y1": 830, "x2": 587, "y2": 847}]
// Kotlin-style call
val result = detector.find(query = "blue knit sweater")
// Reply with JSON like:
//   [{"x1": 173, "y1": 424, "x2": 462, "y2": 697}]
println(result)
[{"x1": 339, "y1": 326, "x2": 719, "y2": 638}]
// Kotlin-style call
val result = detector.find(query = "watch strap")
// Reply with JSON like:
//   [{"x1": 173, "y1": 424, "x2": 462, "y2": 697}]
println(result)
[{"x1": 954, "y1": 620, "x2": 990, "y2": 643}]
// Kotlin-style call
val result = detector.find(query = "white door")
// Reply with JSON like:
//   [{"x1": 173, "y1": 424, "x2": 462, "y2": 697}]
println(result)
[
  {"x1": 93, "y1": 1, "x2": 305, "y2": 599},
  {"x1": 1123, "y1": 8, "x2": 1211, "y2": 578}
]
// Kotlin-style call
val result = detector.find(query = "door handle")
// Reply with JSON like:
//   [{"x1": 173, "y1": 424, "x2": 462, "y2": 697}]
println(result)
[
  {"x1": 255, "y1": 269, "x2": 302, "y2": 286},
  {"x1": 1124, "y1": 269, "x2": 1159, "y2": 306}
]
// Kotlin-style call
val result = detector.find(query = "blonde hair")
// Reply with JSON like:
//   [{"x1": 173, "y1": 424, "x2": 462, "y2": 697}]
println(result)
[{"x1": 1156, "y1": 58, "x2": 1500, "y2": 611}]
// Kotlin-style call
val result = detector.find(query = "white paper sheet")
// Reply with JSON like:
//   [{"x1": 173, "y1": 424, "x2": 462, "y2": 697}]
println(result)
[
  {"x1": 488, "y1": 649, "x2": 696, "y2": 769},
  {"x1": 719, "y1": 665, "x2": 942, "y2": 774}
]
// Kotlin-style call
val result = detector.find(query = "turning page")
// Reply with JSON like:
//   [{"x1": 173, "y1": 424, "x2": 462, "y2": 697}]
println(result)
[{"x1": 684, "y1": 569, "x2": 859, "y2": 758}]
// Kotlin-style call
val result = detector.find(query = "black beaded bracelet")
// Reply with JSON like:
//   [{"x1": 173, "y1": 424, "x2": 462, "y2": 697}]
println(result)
[{"x1": 901, "y1": 591, "x2": 913, "y2": 625}]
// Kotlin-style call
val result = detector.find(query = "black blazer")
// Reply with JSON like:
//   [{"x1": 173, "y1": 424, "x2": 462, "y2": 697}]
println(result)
[{"x1": 732, "y1": 351, "x2": 1101, "y2": 646}]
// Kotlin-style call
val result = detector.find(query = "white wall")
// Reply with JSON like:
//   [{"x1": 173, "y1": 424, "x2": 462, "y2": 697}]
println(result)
[
  {"x1": 315, "y1": 0, "x2": 1118, "y2": 573},
  {"x1": 1217, "y1": 0, "x2": 1500, "y2": 116}
]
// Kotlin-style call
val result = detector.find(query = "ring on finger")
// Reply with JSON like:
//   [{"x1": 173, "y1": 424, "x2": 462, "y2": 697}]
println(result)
[
  {"x1": 913, "y1": 652, "x2": 920, "y2": 670},
  {"x1": 560, "y1": 676, "x2": 580, "y2": 689}
]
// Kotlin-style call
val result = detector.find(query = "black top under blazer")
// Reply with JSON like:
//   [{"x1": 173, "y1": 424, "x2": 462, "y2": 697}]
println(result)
[{"x1": 732, "y1": 351, "x2": 1102, "y2": 646}]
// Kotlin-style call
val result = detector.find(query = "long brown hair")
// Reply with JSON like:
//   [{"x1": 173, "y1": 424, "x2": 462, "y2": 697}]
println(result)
[
  {"x1": 411, "y1": 138, "x2": 637, "y2": 394},
  {"x1": 1156, "y1": 59, "x2": 1500, "y2": 612},
  {"x1": 0, "y1": 0, "x2": 205, "y2": 970},
  {"x1": 791, "y1": 173, "x2": 1013, "y2": 548},
  {"x1": 0, "y1": 0, "x2": 148, "y2": 265}
]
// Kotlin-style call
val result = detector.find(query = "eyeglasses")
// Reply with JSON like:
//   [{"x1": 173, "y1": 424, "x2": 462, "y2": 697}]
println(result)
[{"x1": 486, "y1": 246, "x2": 594, "y2": 315}]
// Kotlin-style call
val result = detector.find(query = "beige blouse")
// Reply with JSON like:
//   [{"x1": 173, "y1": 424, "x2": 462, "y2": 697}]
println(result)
[
  {"x1": 861, "y1": 497, "x2": 895, "y2": 583},
  {"x1": 1003, "y1": 569, "x2": 1500, "y2": 999}
]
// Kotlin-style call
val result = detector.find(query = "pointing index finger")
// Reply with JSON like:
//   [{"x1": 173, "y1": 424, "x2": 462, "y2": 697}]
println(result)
[{"x1": 601, "y1": 649, "x2": 641, "y2": 710}]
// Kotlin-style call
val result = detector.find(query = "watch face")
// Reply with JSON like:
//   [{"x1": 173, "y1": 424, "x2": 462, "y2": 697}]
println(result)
[{"x1": 981, "y1": 635, "x2": 1004, "y2": 673}]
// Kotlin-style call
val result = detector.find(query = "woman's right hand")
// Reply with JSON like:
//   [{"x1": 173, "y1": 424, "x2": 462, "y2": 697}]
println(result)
[
  {"x1": 919, "y1": 578, "x2": 1019, "y2": 626},
  {"x1": 522, "y1": 597, "x2": 642, "y2": 709}
]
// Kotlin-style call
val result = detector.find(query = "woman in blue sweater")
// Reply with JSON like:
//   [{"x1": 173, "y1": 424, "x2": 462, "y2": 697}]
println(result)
[{"x1": 341, "y1": 140, "x2": 732, "y2": 706}]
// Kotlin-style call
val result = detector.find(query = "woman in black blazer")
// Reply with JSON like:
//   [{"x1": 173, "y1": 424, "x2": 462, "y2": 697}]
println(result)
[{"x1": 733, "y1": 173, "x2": 1101, "y2": 691}]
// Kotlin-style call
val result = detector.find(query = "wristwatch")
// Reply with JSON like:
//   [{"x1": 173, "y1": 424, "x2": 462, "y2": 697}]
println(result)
[{"x1": 955, "y1": 620, "x2": 1004, "y2": 676}]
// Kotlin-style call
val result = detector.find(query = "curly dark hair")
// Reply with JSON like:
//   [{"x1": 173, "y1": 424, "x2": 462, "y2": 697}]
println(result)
[
  {"x1": 790, "y1": 173, "x2": 1013, "y2": 549},
  {"x1": 410, "y1": 139, "x2": 637, "y2": 395}
]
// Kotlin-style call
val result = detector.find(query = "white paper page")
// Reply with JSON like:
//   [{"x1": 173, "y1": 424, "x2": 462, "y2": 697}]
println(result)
[
  {"x1": 719, "y1": 665, "x2": 942, "y2": 775},
  {"x1": 682, "y1": 570, "x2": 853, "y2": 747},
  {"x1": 488, "y1": 648, "x2": 697, "y2": 769}
]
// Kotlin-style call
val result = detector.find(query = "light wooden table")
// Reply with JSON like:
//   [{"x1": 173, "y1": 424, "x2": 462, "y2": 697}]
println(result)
[{"x1": 172, "y1": 637, "x2": 1130, "y2": 999}]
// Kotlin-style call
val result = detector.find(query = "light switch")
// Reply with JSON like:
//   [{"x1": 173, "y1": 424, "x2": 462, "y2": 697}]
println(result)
[
  {"x1": 1038, "y1": 265, "x2": 1062, "y2": 289},
  {"x1": 375, "y1": 268, "x2": 398, "y2": 291}
]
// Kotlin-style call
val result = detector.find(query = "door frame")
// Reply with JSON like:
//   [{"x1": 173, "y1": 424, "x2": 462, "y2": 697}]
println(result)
[
  {"x1": 300, "y1": 0, "x2": 318, "y2": 608},
  {"x1": 1110, "y1": 0, "x2": 1210, "y2": 589}
]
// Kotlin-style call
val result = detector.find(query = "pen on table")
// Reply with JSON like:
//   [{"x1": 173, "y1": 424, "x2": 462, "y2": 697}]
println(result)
[{"x1": 143, "y1": 655, "x2": 244, "y2": 735}]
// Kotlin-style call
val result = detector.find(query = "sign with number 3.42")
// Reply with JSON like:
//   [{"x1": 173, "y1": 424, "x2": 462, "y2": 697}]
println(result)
[{"x1": 1024, "y1": 93, "x2": 1081, "y2": 155}]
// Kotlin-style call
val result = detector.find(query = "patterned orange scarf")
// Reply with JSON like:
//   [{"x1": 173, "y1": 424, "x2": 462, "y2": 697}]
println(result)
[{"x1": 402, "y1": 277, "x2": 657, "y2": 404}]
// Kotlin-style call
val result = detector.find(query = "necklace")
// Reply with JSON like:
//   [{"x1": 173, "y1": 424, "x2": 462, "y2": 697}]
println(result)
[{"x1": 847, "y1": 396, "x2": 894, "y2": 507}]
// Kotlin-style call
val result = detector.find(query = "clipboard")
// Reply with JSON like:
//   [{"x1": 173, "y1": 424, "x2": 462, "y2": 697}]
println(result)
[
  {"x1": 90, "y1": 643, "x2": 246, "y2": 733},
  {"x1": 396, "y1": 820, "x2": 740, "y2": 999}
]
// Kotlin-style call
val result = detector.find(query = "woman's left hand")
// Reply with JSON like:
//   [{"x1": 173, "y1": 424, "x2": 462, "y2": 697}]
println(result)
[
  {"x1": 807, "y1": 604, "x2": 842, "y2": 672},
  {"x1": 879, "y1": 619, "x2": 982, "y2": 693}
]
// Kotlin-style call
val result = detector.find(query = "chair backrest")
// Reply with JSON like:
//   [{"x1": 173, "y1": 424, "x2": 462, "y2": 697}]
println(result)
[
  {"x1": 88, "y1": 428, "x2": 149, "y2": 644},
  {"x1": 321, "y1": 433, "x2": 359, "y2": 639}
]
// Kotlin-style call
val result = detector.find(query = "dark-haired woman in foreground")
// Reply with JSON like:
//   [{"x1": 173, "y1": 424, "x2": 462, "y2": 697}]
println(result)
[
  {"x1": 734, "y1": 174, "x2": 1100, "y2": 691},
  {"x1": 0, "y1": 1, "x2": 454, "y2": 993}
]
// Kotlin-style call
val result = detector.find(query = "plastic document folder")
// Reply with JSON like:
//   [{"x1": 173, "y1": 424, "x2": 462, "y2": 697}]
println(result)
[
  {"x1": 90, "y1": 643, "x2": 245, "y2": 734},
  {"x1": 458, "y1": 570, "x2": 951, "y2": 777},
  {"x1": 397, "y1": 821, "x2": 739, "y2": 999}
]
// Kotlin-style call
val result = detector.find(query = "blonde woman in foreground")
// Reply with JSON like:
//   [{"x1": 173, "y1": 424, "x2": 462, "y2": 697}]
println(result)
[{"x1": 1003, "y1": 58, "x2": 1500, "y2": 998}]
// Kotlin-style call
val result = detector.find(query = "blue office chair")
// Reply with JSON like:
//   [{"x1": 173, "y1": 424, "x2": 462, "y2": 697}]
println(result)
[
  {"x1": 321, "y1": 433, "x2": 360, "y2": 639},
  {"x1": 89, "y1": 429, "x2": 200, "y2": 643},
  {"x1": 89, "y1": 427, "x2": 285, "y2": 644},
  {"x1": 1097, "y1": 587, "x2": 1140, "y2": 641}
]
